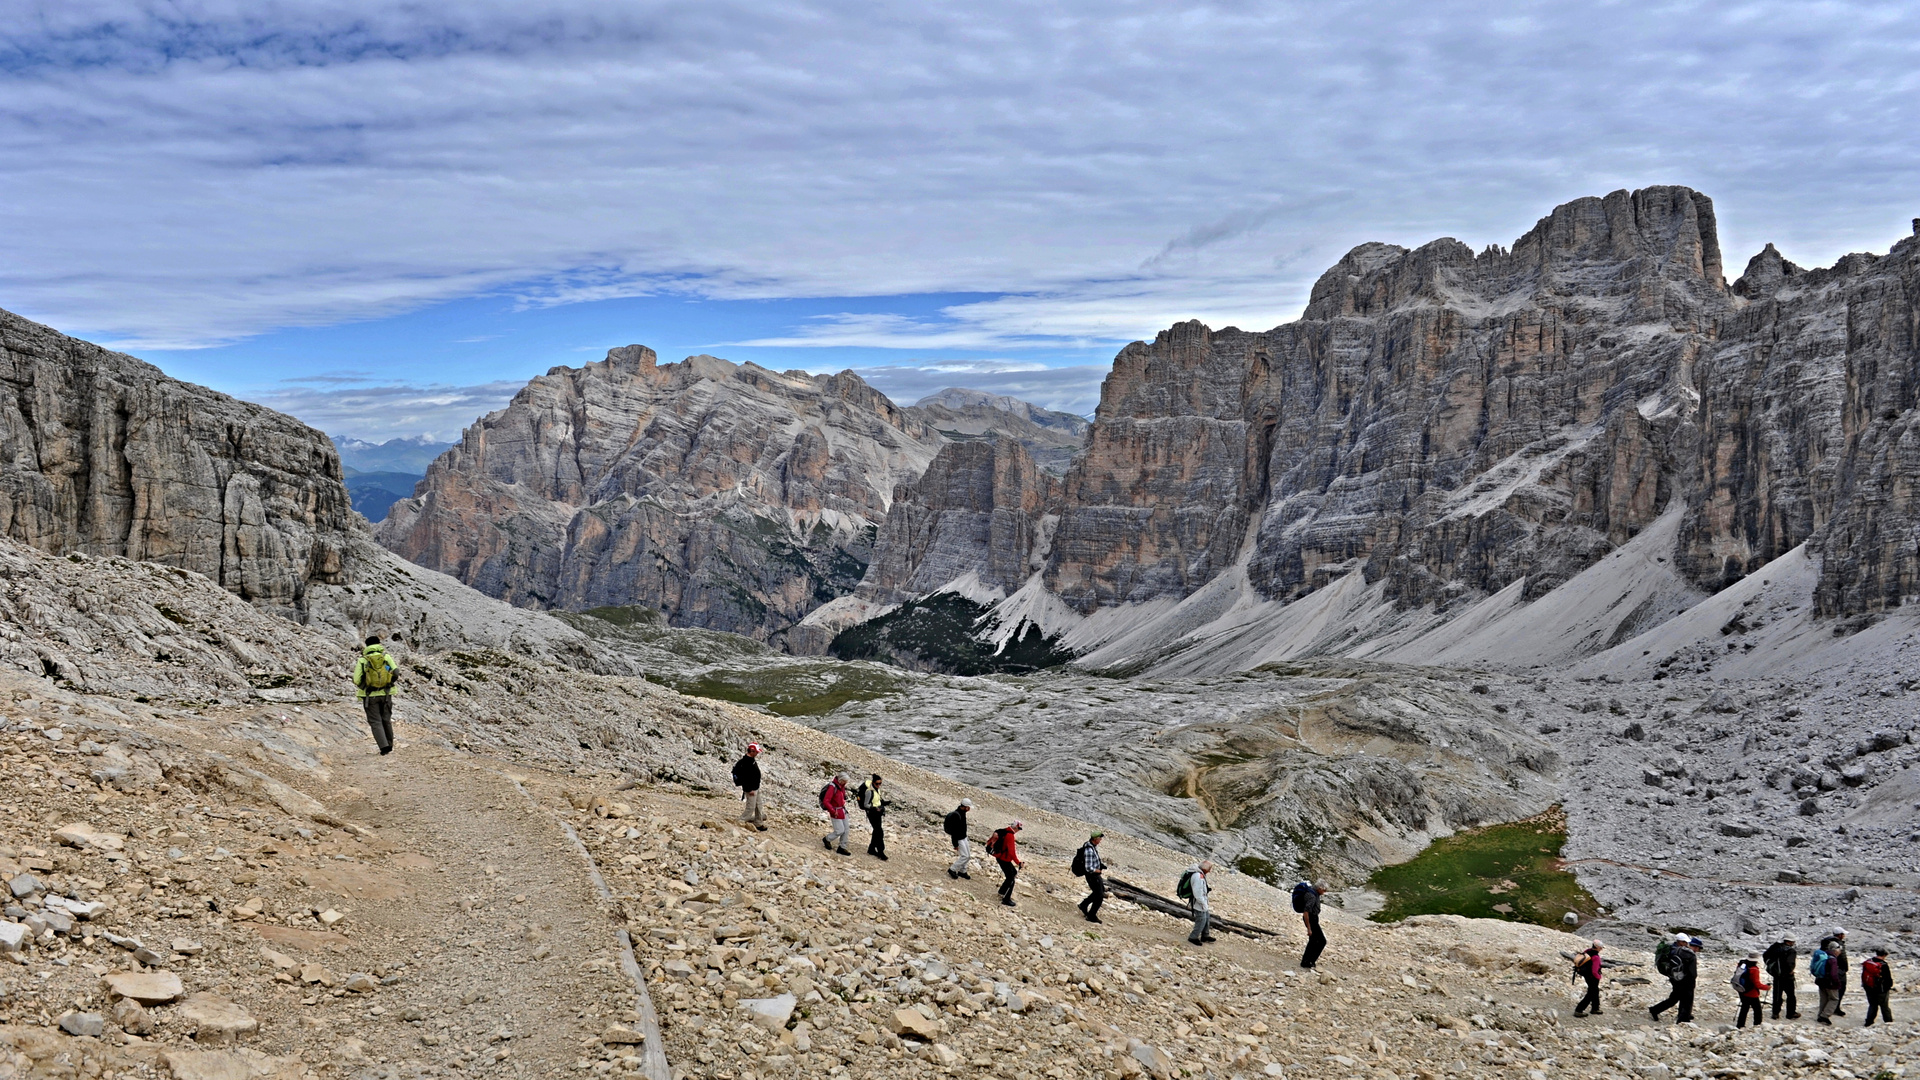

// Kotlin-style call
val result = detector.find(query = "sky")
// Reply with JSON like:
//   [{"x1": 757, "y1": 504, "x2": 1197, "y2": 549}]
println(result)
[{"x1": 2, "y1": 1, "x2": 1917, "y2": 442}]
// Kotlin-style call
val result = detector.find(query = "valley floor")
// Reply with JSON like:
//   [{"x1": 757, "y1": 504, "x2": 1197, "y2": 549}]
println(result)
[{"x1": 4, "y1": 666, "x2": 1920, "y2": 1080}]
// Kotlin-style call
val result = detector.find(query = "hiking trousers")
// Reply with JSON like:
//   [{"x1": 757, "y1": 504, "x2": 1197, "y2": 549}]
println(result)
[
  {"x1": 865, "y1": 810, "x2": 886, "y2": 856},
  {"x1": 1737, "y1": 999, "x2": 1763, "y2": 1027},
  {"x1": 1079, "y1": 873, "x2": 1105, "y2": 918},
  {"x1": 1574, "y1": 977, "x2": 1601, "y2": 1015},
  {"x1": 1301, "y1": 912, "x2": 1326, "y2": 969},
  {"x1": 825, "y1": 816, "x2": 849, "y2": 851},
  {"x1": 1865, "y1": 989, "x2": 1893, "y2": 1025},
  {"x1": 1818, "y1": 984, "x2": 1843, "y2": 1021},
  {"x1": 950, "y1": 838, "x2": 971, "y2": 876},
  {"x1": 361, "y1": 695, "x2": 394, "y2": 752},
  {"x1": 1771, "y1": 977, "x2": 1796, "y2": 1018},
  {"x1": 740, "y1": 790, "x2": 764, "y2": 826},
  {"x1": 997, "y1": 860, "x2": 1018, "y2": 899},
  {"x1": 1651, "y1": 979, "x2": 1695, "y2": 1022},
  {"x1": 1188, "y1": 908, "x2": 1210, "y2": 945}
]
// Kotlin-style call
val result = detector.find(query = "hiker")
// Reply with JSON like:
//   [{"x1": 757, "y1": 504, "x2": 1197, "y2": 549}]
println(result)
[
  {"x1": 1296, "y1": 881, "x2": 1328, "y2": 969},
  {"x1": 1734, "y1": 952, "x2": 1768, "y2": 1028},
  {"x1": 1572, "y1": 941, "x2": 1604, "y2": 1017},
  {"x1": 731, "y1": 743, "x2": 767, "y2": 831},
  {"x1": 1649, "y1": 934, "x2": 1699, "y2": 1023},
  {"x1": 1074, "y1": 831, "x2": 1106, "y2": 923},
  {"x1": 987, "y1": 821, "x2": 1024, "y2": 907},
  {"x1": 855, "y1": 773, "x2": 889, "y2": 860},
  {"x1": 1763, "y1": 936, "x2": 1799, "y2": 1019},
  {"x1": 820, "y1": 773, "x2": 851, "y2": 856},
  {"x1": 944, "y1": 799, "x2": 973, "y2": 879},
  {"x1": 1814, "y1": 928, "x2": 1848, "y2": 1024},
  {"x1": 1180, "y1": 860, "x2": 1216, "y2": 945},
  {"x1": 352, "y1": 636, "x2": 399, "y2": 755},
  {"x1": 1861, "y1": 947, "x2": 1894, "y2": 1026}
]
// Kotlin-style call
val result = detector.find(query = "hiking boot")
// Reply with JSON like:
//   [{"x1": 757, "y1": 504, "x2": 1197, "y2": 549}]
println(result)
[
  {"x1": 1785, "y1": 1012, "x2": 1799, "y2": 1019},
  {"x1": 1817, "y1": 1017, "x2": 1833, "y2": 1025},
  {"x1": 823, "y1": 838, "x2": 833, "y2": 850},
  {"x1": 1001, "y1": 897, "x2": 1015, "y2": 907},
  {"x1": 876, "y1": 853, "x2": 889, "y2": 861},
  {"x1": 1833, "y1": 1009, "x2": 1846, "y2": 1016},
  {"x1": 379, "y1": 746, "x2": 392, "y2": 755},
  {"x1": 755, "y1": 824, "x2": 767, "y2": 832},
  {"x1": 1202, "y1": 936, "x2": 1218, "y2": 943},
  {"x1": 835, "y1": 848, "x2": 852, "y2": 857},
  {"x1": 1591, "y1": 1009, "x2": 1602, "y2": 1015},
  {"x1": 1648, "y1": 1007, "x2": 1660, "y2": 1021},
  {"x1": 947, "y1": 869, "x2": 959, "y2": 879},
  {"x1": 1573, "y1": 1010, "x2": 1587, "y2": 1018},
  {"x1": 1085, "y1": 914, "x2": 1102, "y2": 924},
  {"x1": 958, "y1": 872, "x2": 971, "y2": 879}
]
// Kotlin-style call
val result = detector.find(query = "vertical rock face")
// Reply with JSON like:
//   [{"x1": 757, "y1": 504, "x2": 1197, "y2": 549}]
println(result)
[
  {"x1": 0, "y1": 308, "x2": 355, "y2": 616},
  {"x1": 903, "y1": 388, "x2": 1089, "y2": 475},
  {"x1": 376, "y1": 349, "x2": 948, "y2": 643},
  {"x1": 854, "y1": 187, "x2": 1920, "y2": 662},
  {"x1": 856, "y1": 437, "x2": 1062, "y2": 605}
]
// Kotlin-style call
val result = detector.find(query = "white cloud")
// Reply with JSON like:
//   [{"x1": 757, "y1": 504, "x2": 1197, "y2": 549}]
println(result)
[
  {"x1": 248, "y1": 378, "x2": 525, "y2": 443},
  {"x1": 832, "y1": 361, "x2": 1109, "y2": 418},
  {"x1": 0, "y1": 1, "x2": 1917, "y2": 350}
]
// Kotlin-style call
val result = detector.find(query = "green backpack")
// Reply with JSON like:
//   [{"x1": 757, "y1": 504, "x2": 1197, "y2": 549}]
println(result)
[
  {"x1": 1176, "y1": 870, "x2": 1196, "y2": 901},
  {"x1": 359, "y1": 651, "x2": 395, "y2": 692}
]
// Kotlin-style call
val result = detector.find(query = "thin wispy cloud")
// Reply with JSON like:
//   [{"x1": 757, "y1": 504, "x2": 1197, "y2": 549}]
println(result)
[
  {"x1": 0, "y1": 0, "x2": 1916, "y2": 353},
  {"x1": 249, "y1": 379, "x2": 525, "y2": 443}
]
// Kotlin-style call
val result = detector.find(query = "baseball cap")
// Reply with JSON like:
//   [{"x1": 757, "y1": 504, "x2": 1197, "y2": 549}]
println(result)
[{"x1": 746, "y1": 742, "x2": 760, "y2": 753}]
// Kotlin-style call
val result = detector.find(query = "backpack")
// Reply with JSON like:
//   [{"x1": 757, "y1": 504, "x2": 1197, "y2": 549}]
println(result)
[
  {"x1": 1862, "y1": 957, "x2": 1888, "y2": 989},
  {"x1": 819, "y1": 783, "x2": 835, "y2": 811},
  {"x1": 1070, "y1": 846, "x2": 1088, "y2": 877},
  {"x1": 855, "y1": 783, "x2": 876, "y2": 812},
  {"x1": 1730, "y1": 963, "x2": 1751, "y2": 994},
  {"x1": 1291, "y1": 882, "x2": 1315, "y2": 913},
  {"x1": 1654, "y1": 940, "x2": 1677, "y2": 979},
  {"x1": 1763, "y1": 942, "x2": 1789, "y2": 978},
  {"x1": 1574, "y1": 951, "x2": 1600, "y2": 980},
  {"x1": 1176, "y1": 870, "x2": 1196, "y2": 901},
  {"x1": 1809, "y1": 950, "x2": 1829, "y2": 980},
  {"x1": 943, "y1": 809, "x2": 967, "y2": 840},
  {"x1": 358, "y1": 651, "x2": 395, "y2": 691},
  {"x1": 987, "y1": 828, "x2": 1012, "y2": 860}
]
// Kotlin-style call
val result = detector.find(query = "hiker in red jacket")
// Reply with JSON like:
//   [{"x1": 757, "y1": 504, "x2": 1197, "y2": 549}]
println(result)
[
  {"x1": 1735, "y1": 952, "x2": 1769, "y2": 1028},
  {"x1": 988, "y1": 821, "x2": 1024, "y2": 907},
  {"x1": 1862, "y1": 948, "x2": 1894, "y2": 1026},
  {"x1": 1573, "y1": 942, "x2": 1605, "y2": 1016},
  {"x1": 820, "y1": 773, "x2": 851, "y2": 856}
]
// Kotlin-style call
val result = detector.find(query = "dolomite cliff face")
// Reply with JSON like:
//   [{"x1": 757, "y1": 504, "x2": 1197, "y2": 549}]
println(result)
[
  {"x1": 0, "y1": 307, "x2": 355, "y2": 616},
  {"x1": 856, "y1": 188, "x2": 1920, "y2": 665},
  {"x1": 376, "y1": 349, "x2": 948, "y2": 643},
  {"x1": 856, "y1": 436, "x2": 1063, "y2": 606},
  {"x1": 907, "y1": 387, "x2": 1089, "y2": 475}
]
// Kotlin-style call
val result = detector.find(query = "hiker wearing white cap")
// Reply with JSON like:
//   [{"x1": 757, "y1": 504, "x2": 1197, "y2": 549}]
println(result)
[
  {"x1": 731, "y1": 743, "x2": 767, "y2": 830},
  {"x1": 944, "y1": 800, "x2": 973, "y2": 879},
  {"x1": 1763, "y1": 935, "x2": 1800, "y2": 1019},
  {"x1": 1814, "y1": 928, "x2": 1848, "y2": 1024}
]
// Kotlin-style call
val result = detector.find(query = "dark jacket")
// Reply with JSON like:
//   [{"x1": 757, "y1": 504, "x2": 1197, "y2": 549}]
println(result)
[
  {"x1": 1861, "y1": 956, "x2": 1892, "y2": 994},
  {"x1": 1817, "y1": 938, "x2": 1848, "y2": 989},
  {"x1": 943, "y1": 808, "x2": 968, "y2": 844},
  {"x1": 1672, "y1": 947, "x2": 1699, "y2": 985},
  {"x1": 1763, "y1": 941, "x2": 1797, "y2": 982},
  {"x1": 732, "y1": 755, "x2": 761, "y2": 792}
]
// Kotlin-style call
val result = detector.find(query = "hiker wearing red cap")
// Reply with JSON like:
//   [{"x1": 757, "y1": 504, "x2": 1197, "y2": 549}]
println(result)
[
  {"x1": 987, "y1": 821, "x2": 1023, "y2": 906},
  {"x1": 732, "y1": 743, "x2": 767, "y2": 831}
]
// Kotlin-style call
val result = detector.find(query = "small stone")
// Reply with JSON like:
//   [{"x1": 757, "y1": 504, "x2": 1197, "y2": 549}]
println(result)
[
  {"x1": 1131, "y1": 1041, "x2": 1175, "y2": 1080},
  {"x1": 132, "y1": 945, "x2": 169, "y2": 966},
  {"x1": 179, "y1": 993, "x2": 258, "y2": 1045},
  {"x1": 103, "y1": 969, "x2": 184, "y2": 1004},
  {"x1": 342, "y1": 972, "x2": 378, "y2": 993},
  {"x1": 172, "y1": 937, "x2": 204, "y2": 955},
  {"x1": 7, "y1": 874, "x2": 38, "y2": 899},
  {"x1": 927, "y1": 1043, "x2": 960, "y2": 1067},
  {"x1": 39, "y1": 908, "x2": 75, "y2": 936},
  {"x1": 891, "y1": 1007, "x2": 941, "y2": 1041},
  {"x1": 317, "y1": 909, "x2": 344, "y2": 928},
  {"x1": 0, "y1": 922, "x2": 26, "y2": 952},
  {"x1": 601, "y1": 1024, "x2": 648, "y2": 1045},
  {"x1": 261, "y1": 948, "x2": 297, "y2": 970},
  {"x1": 52, "y1": 823, "x2": 123, "y2": 851},
  {"x1": 1562, "y1": 912, "x2": 1580, "y2": 926},
  {"x1": 58, "y1": 1010, "x2": 106, "y2": 1037},
  {"x1": 742, "y1": 993, "x2": 796, "y2": 1032},
  {"x1": 297, "y1": 963, "x2": 338, "y2": 987},
  {"x1": 112, "y1": 998, "x2": 155, "y2": 1034}
]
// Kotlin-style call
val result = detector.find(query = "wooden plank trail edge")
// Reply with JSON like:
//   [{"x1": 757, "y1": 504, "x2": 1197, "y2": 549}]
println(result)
[
  {"x1": 510, "y1": 777, "x2": 674, "y2": 1080},
  {"x1": 1105, "y1": 877, "x2": 1282, "y2": 940}
]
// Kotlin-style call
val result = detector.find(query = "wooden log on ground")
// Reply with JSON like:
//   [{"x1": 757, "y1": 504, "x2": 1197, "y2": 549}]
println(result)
[{"x1": 1105, "y1": 877, "x2": 1281, "y2": 939}]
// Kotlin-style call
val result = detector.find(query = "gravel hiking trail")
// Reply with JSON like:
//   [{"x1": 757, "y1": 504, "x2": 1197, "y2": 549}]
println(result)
[{"x1": 313, "y1": 738, "x2": 647, "y2": 1077}]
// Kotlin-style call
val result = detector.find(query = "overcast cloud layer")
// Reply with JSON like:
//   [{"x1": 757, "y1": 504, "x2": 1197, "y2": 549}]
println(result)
[{"x1": 2, "y1": 1, "x2": 1917, "y2": 373}]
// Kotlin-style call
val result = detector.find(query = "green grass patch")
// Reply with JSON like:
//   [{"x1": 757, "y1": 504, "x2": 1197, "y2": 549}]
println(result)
[{"x1": 1366, "y1": 807, "x2": 1595, "y2": 928}]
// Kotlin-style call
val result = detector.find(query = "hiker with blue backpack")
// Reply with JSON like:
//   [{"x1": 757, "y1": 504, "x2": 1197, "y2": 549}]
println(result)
[
  {"x1": 1813, "y1": 929, "x2": 1848, "y2": 1024},
  {"x1": 352, "y1": 636, "x2": 399, "y2": 756},
  {"x1": 1294, "y1": 880, "x2": 1328, "y2": 969},
  {"x1": 1733, "y1": 952, "x2": 1768, "y2": 1027},
  {"x1": 1178, "y1": 861, "x2": 1216, "y2": 945}
]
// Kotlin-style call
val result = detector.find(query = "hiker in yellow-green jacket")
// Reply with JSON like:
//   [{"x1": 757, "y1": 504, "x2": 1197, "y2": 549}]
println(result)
[{"x1": 353, "y1": 636, "x2": 399, "y2": 756}]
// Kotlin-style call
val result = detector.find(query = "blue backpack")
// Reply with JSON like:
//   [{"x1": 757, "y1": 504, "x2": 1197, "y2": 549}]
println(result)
[
  {"x1": 1291, "y1": 882, "x2": 1316, "y2": 912},
  {"x1": 1810, "y1": 950, "x2": 1829, "y2": 979}
]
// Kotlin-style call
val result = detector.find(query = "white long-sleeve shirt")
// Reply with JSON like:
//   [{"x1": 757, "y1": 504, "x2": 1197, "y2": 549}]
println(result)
[{"x1": 1188, "y1": 865, "x2": 1210, "y2": 911}]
